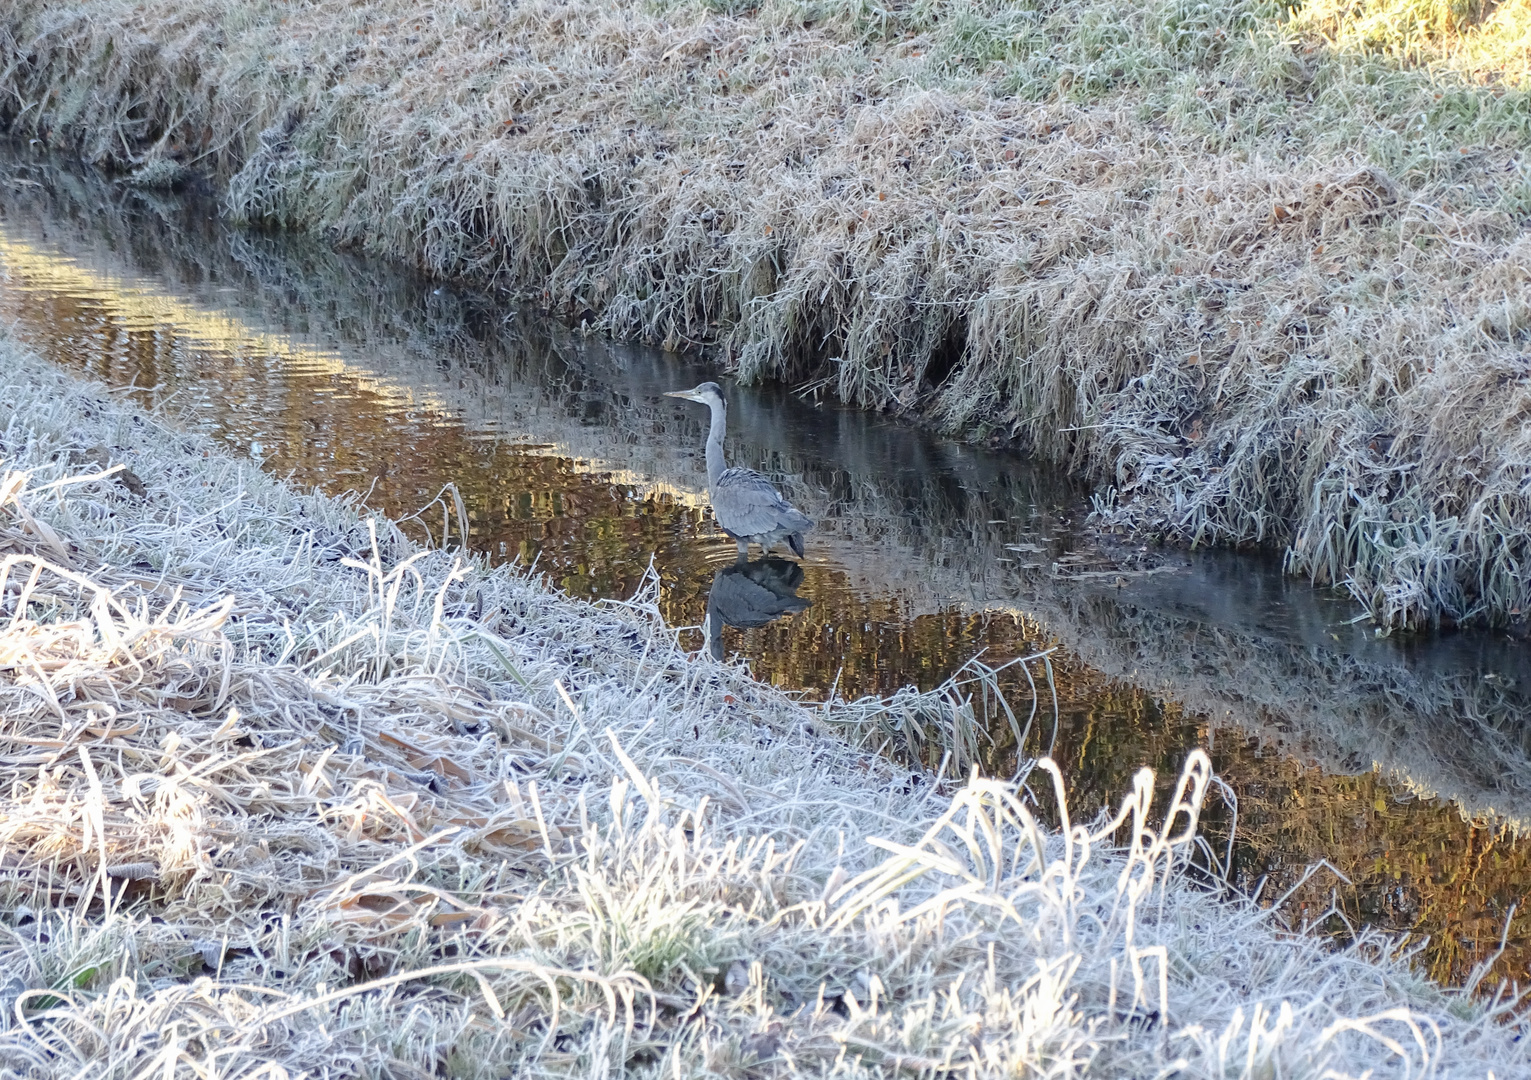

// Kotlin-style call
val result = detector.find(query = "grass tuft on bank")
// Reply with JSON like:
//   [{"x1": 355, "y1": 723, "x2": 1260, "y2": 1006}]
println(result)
[
  {"x1": 4, "y1": 0, "x2": 1531, "y2": 629},
  {"x1": 2, "y1": 330, "x2": 1531, "y2": 1073}
]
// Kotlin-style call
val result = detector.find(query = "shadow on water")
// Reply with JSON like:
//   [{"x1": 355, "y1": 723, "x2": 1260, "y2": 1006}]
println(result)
[{"x1": 4, "y1": 149, "x2": 1531, "y2": 989}]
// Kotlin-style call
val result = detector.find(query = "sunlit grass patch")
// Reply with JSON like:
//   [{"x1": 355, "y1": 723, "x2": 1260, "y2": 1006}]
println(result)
[{"x1": 1292, "y1": 0, "x2": 1531, "y2": 86}]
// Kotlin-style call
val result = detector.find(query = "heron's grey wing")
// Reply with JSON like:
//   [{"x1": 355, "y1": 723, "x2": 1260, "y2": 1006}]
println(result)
[{"x1": 713, "y1": 467, "x2": 814, "y2": 537}]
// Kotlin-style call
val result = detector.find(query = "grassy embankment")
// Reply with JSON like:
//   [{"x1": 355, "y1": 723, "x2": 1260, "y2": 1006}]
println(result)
[
  {"x1": 6, "y1": 0, "x2": 1531, "y2": 627},
  {"x1": 2, "y1": 336, "x2": 1530, "y2": 1074}
]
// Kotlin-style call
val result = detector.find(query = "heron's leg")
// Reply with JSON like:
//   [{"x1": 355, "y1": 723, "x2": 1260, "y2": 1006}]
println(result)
[{"x1": 736, "y1": 538, "x2": 749, "y2": 562}]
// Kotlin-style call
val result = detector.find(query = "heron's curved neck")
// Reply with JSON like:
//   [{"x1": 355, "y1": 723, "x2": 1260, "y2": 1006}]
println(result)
[{"x1": 704, "y1": 398, "x2": 728, "y2": 487}]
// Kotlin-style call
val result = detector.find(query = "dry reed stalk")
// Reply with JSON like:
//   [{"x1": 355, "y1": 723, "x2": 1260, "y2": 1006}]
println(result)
[
  {"x1": 4, "y1": 0, "x2": 1531, "y2": 627},
  {"x1": 2, "y1": 329, "x2": 1530, "y2": 1074}
]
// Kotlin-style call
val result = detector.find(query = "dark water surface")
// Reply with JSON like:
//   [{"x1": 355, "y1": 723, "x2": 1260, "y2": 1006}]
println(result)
[{"x1": 5, "y1": 155, "x2": 1531, "y2": 989}]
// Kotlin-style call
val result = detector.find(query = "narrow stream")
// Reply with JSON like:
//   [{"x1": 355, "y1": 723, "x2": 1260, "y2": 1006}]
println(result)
[{"x1": 4, "y1": 153, "x2": 1531, "y2": 989}]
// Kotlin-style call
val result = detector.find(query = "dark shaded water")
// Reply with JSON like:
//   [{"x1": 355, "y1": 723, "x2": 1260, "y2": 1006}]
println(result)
[{"x1": 5, "y1": 154, "x2": 1531, "y2": 989}]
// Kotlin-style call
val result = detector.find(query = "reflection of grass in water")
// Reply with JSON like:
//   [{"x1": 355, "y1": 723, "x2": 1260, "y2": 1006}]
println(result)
[
  {"x1": 1219, "y1": 750, "x2": 1531, "y2": 989},
  {"x1": 1040, "y1": 587, "x2": 1531, "y2": 826}
]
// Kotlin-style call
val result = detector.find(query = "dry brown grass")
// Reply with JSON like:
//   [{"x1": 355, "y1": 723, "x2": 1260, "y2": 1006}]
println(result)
[{"x1": 4, "y1": 0, "x2": 1531, "y2": 630}]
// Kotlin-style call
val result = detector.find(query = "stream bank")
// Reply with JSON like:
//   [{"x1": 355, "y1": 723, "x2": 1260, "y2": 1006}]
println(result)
[{"x1": 6, "y1": 0, "x2": 1531, "y2": 625}]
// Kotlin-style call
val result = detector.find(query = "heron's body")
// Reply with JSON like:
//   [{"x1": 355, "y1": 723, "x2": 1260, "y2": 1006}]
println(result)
[{"x1": 664, "y1": 382, "x2": 814, "y2": 559}]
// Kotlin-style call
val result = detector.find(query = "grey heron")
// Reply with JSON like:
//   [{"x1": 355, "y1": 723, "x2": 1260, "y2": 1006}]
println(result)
[
  {"x1": 704, "y1": 557, "x2": 812, "y2": 660},
  {"x1": 664, "y1": 381, "x2": 813, "y2": 559}
]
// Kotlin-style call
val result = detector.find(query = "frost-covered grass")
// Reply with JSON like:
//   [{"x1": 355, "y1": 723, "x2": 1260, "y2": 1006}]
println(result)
[{"x1": 1, "y1": 335, "x2": 1528, "y2": 1075}]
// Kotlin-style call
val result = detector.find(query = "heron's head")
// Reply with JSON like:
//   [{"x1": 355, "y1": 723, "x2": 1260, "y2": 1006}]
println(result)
[{"x1": 663, "y1": 381, "x2": 726, "y2": 408}]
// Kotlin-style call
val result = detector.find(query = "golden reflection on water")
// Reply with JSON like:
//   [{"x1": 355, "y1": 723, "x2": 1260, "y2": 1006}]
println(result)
[{"x1": 2, "y1": 217, "x2": 1528, "y2": 990}]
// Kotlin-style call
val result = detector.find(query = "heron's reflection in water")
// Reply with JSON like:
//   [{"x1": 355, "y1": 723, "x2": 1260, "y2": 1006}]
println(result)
[{"x1": 703, "y1": 557, "x2": 813, "y2": 660}]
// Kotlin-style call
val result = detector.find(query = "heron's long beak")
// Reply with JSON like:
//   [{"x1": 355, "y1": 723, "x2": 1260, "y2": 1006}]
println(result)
[{"x1": 664, "y1": 389, "x2": 700, "y2": 401}]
